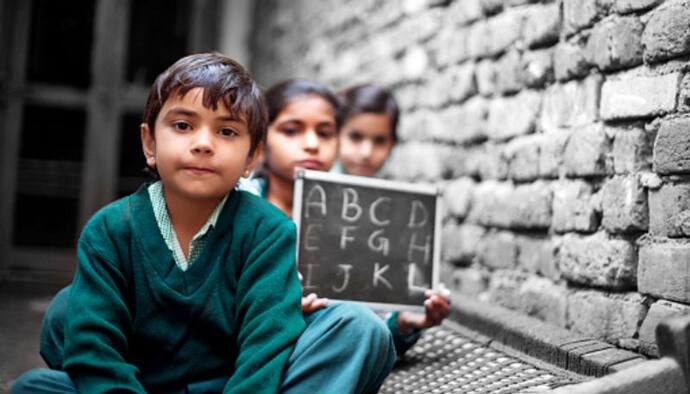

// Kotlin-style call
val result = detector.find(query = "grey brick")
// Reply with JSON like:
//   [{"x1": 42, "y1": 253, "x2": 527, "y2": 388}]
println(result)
[
  {"x1": 552, "y1": 180, "x2": 599, "y2": 233},
  {"x1": 505, "y1": 135, "x2": 541, "y2": 181},
  {"x1": 554, "y1": 41, "x2": 590, "y2": 81},
  {"x1": 638, "y1": 299, "x2": 690, "y2": 357},
  {"x1": 638, "y1": 238, "x2": 690, "y2": 303},
  {"x1": 486, "y1": 270, "x2": 527, "y2": 310},
  {"x1": 486, "y1": 10, "x2": 524, "y2": 56},
  {"x1": 612, "y1": 126, "x2": 653, "y2": 174},
  {"x1": 450, "y1": 0, "x2": 483, "y2": 26},
  {"x1": 442, "y1": 223, "x2": 486, "y2": 265},
  {"x1": 518, "y1": 276, "x2": 568, "y2": 327},
  {"x1": 653, "y1": 117, "x2": 690, "y2": 174},
  {"x1": 559, "y1": 232, "x2": 637, "y2": 290},
  {"x1": 523, "y1": 3, "x2": 562, "y2": 48},
  {"x1": 564, "y1": 0, "x2": 609, "y2": 35},
  {"x1": 479, "y1": 231, "x2": 519, "y2": 269},
  {"x1": 467, "y1": 21, "x2": 492, "y2": 58},
  {"x1": 477, "y1": 143, "x2": 509, "y2": 180},
  {"x1": 448, "y1": 62, "x2": 477, "y2": 102},
  {"x1": 384, "y1": 142, "x2": 445, "y2": 181},
  {"x1": 443, "y1": 177, "x2": 476, "y2": 219},
  {"x1": 522, "y1": 49, "x2": 554, "y2": 88},
  {"x1": 585, "y1": 16, "x2": 644, "y2": 71},
  {"x1": 648, "y1": 182, "x2": 690, "y2": 237},
  {"x1": 563, "y1": 124, "x2": 612, "y2": 177},
  {"x1": 512, "y1": 181, "x2": 553, "y2": 229},
  {"x1": 601, "y1": 175, "x2": 649, "y2": 233},
  {"x1": 475, "y1": 59, "x2": 497, "y2": 95},
  {"x1": 487, "y1": 91, "x2": 541, "y2": 141},
  {"x1": 568, "y1": 290, "x2": 648, "y2": 346},
  {"x1": 612, "y1": 0, "x2": 663, "y2": 13},
  {"x1": 539, "y1": 132, "x2": 569, "y2": 178},
  {"x1": 480, "y1": 0, "x2": 503, "y2": 15},
  {"x1": 601, "y1": 72, "x2": 680, "y2": 120},
  {"x1": 470, "y1": 180, "x2": 513, "y2": 227},
  {"x1": 517, "y1": 235, "x2": 560, "y2": 280},
  {"x1": 540, "y1": 74, "x2": 602, "y2": 132},
  {"x1": 449, "y1": 267, "x2": 489, "y2": 297},
  {"x1": 642, "y1": 0, "x2": 690, "y2": 63},
  {"x1": 495, "y1": 50, "x2": 523, "y2": 93}
]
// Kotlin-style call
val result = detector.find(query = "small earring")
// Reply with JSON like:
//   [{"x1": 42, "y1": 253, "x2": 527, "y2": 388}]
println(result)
[{"x1": 243, "y1": 170, "x2": 250, "y2": 177}]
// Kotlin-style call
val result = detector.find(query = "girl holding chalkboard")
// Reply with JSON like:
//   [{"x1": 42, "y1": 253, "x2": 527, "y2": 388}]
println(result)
[
  {"x1": 241, "y1": 79, "x2": 450, "y2": 390},
  {"x1": 337, "y1": 83, "x2": 451, "y2": 354},
  {"x1": 240, "y1": 79, "x2": 397, "y2": 393}
]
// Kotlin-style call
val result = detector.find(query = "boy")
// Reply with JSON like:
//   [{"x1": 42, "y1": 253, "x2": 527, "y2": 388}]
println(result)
[{"x1": 14, "y1": 53, "x2": 395, "y2": 394}]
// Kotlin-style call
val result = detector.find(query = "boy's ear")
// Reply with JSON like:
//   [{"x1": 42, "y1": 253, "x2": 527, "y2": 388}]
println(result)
[
  {"x1": 140, "y1": 123, "x2": 157, "y2": 168},
  {"x1": 244, "y1": 145, "x2": 263, "y2": 176}
]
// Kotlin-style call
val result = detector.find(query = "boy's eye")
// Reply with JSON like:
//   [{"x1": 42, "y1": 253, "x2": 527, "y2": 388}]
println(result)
[
  {"x1": 219, "y1": 128, "x2": 239, "y2": 137},
  {"x1": 173, "y1": 121, "x2": 192, "y2": 131}
]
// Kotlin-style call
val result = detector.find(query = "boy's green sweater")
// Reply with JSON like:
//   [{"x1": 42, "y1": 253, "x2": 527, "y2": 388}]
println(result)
[{"x1": 62, "y1": 186, "x2": 306, "y2": 393}]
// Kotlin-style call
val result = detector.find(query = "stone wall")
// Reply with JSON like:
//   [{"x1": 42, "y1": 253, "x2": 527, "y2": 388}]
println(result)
[{"x1": 250, "y1": 0, "x2": 690, "y2": 356}]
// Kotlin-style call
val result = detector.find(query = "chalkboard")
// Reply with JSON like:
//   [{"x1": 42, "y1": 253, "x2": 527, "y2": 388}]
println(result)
[{"x1": 293, "y1": 169, "x2": 441, "y2": 311}]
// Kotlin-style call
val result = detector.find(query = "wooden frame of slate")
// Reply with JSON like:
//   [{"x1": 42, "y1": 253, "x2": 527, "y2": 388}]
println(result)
[{"x1": 293, "y1": 168, "x2": 442, "y2": 312}]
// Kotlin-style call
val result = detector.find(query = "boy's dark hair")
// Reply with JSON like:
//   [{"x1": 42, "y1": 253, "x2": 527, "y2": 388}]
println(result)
[
  {"x1": 339, "y1": 84, "x2": 399, "y2": 142},
  {"x1": 142, "y1": 52, "x2": 267, "y2": 156},
  {"x1": 264, "y1": 79, "x2": 343, "y2": 129}
]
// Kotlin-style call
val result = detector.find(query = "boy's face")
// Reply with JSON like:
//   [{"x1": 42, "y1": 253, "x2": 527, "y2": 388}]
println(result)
[
  {"x1": 265, "y1": 94, "x2": 338, "y2": 181},
  {"x1": 141, "y1": 87, "x2": 258, "y2": 203},
  {"x1": 338, "y1": 113, "x2": 394, "y2": 177}
]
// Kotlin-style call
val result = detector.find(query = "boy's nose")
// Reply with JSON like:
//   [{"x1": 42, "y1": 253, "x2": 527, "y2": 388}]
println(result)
[
  {"x1": 360, "y1": 140, "x2": 374, "y2": 158},
  {"x1": 191, "y1": 129, "x2": 214, "y2": 154}
]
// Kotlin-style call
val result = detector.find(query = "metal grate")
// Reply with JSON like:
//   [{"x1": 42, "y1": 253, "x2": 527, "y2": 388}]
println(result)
[{"x1": 381, "y1": 323, "x2": 588, "y2": 393}]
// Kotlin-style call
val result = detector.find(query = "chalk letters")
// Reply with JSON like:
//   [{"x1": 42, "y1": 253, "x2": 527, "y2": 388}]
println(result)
[
  {"x1": 341, "y1": 188, "x2": 363, "y2": 222},
  {"x1": 305, "y1": 185, "x2": 327, "y2": 218}
]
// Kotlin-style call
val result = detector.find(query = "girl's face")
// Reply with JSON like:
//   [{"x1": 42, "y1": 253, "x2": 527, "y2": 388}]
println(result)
[
  {"x1": 264, "y1": 94, "x2": 339, "y2": 181},
  {"x1": 338, "y1": 113, "x2": 394, "y2": 177}
]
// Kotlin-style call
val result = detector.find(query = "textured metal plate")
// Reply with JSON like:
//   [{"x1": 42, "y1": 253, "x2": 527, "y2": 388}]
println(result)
[{"x1": 381, "y1": 323, "x2": 587, "y2": 393}]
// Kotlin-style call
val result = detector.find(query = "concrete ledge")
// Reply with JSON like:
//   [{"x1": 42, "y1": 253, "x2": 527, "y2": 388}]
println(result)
[{"x1": 449, "y1": 293, "x2": 646, "y2": 377}]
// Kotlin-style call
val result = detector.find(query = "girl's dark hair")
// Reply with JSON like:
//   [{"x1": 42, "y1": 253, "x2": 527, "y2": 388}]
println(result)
[
  {"x1": 264, "y1": 79, "x2": 343, "y2": 128},
  {"x1": 142, "y1": 52, "x2": 267, "y2": 156},
  {"x1": 339, "y1": 84, "x2": 399, "y2": 142}
]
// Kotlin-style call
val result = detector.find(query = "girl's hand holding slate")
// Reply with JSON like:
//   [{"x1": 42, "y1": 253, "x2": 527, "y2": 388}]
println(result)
[
  {"x1": 302, "y1": 292, "x2": 329, "y2": 314},
  {"x1": 396, "y1": 288, "x2": 451, "y2": 335}
]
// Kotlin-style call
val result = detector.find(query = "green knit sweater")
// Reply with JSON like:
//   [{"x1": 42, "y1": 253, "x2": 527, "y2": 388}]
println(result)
[{"x1": 62, "y1": 186, "x2": 305, "y2": 393}]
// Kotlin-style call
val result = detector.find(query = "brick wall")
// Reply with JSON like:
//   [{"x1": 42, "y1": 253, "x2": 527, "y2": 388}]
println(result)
[{"x1": 251, "y1": 0, "x2": 690, "y2": 356}]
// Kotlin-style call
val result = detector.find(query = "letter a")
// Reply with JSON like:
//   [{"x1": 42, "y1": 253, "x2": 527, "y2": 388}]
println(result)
[
  {"x1": 341, "y1": 188, "x2": 362, "y2": 222},
  {"x1": 408, "y1": 200, "x2": 428, "y2": 228},
  {"x1": 332, "y1": 264, "x2": 353, "y2": 293},
  {"x1": 373, "y1": 263, "x2": 393, "y2": 290},
  {"x1": 305, "y1": 185, "x2": 327, "y2": 218}
]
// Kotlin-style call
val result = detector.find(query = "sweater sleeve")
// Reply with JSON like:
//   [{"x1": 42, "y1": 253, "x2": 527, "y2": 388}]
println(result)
[
  {"x1": 386, "y1": 312, "x2": 423, "y2": 357},
  {"x1": 224, "y1": 220, "x2": 305, "y2": 394},
  {"x1": 62, "y1": 217, "x2": 145, "y2": 393}
]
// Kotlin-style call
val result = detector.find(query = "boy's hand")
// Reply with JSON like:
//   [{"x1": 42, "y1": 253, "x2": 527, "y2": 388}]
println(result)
[
  {"x1": 397, "y1": 287, "x2": 451, "y2": 335},
  {"x1": 302, "y1": 293, "x2": 329, "y2": 314}
]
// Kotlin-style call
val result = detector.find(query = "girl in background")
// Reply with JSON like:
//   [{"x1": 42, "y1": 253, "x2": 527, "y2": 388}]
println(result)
[
  {"x1": 257, "y1": 79, "x2": 449, "y2": 358},
  {"x1": 337, "y1": 83, "x2": 450, "y2": 354}
]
